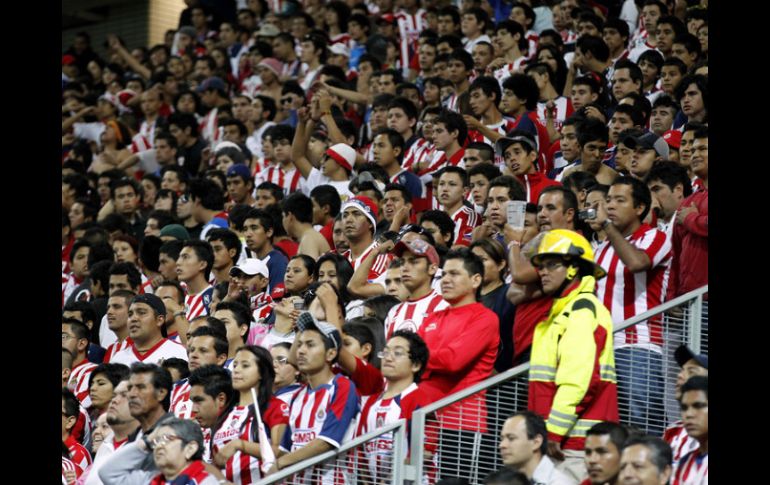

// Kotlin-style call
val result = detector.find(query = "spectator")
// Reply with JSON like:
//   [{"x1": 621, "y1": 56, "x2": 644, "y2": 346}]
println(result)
[
  {"x1": 671, "y1": 376, "x2": 708, "y2": 483},
  {"x1": 582, "y1": 422, "x2": 630, "y2": 485},
  {"x1": 587, "y1": 176, "x2": 671, "y2": 435},
  {"x1": 618, "y1": 436, "x2": 673, "y2": 485}
]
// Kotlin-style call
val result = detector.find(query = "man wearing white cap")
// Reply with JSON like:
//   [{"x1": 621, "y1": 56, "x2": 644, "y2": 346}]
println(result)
[
  {"x1": 227, "y1": 258, "x2": 272, "y2": 322},
  {"x1": 289, "y1": 135, "x2": 355, "y2": 201},
  {"x1": 341, "y1": 196, "x2": 393, "y2": 295},
  {"x1": 328, "y1": 43, "x2": 353, "y2": 78}
]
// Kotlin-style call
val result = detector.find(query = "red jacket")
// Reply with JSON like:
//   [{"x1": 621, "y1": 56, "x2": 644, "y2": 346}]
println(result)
[
  {"x1": 418, "y1": 302, "x2": 499, "y2": 432},
  {"x1": 517, "y1": 172, "x2": 561, "y2": 204},
  {"x1": 670, "y1": 189, "x2": 708, "y2": 297}
]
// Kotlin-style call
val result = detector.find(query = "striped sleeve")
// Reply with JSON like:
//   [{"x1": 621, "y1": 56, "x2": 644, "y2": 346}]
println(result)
[
  {"x1": 638, "y1": 228, "x2": 671, "y2": 268},
  {"x1": 318, "y1": 376, "x2": 359, "y2": 448}
]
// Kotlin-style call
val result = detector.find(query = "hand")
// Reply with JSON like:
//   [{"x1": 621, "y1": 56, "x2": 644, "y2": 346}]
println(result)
[
  {"x1": 150, "y1": 275, "x2": 165, "y2": 290},
  {"x1": 79, "y1": 105, "x2": 96, "y2": 117},
  {"x1": 315, "y1": 282, "x2": 340, "y2": 311},
  {"x1": 502, "y1": 223, "x2": 526, "y2": 246},
  {"x1": 226, "y1": 281, "x2": 246, "y2": 302},
  {"x1": 106, "y1": 34, "x2": 123, "y2": 51},
  {"x1": 63, "y1": 468, "x2": 77, "y2": 485},
  {"x1": 317, "y1": 89, "x2": 333, "y2": 113},
  {"x1": 297, "y1": 106, "x2": 311, "y2": 123},
  {"x1": 472, "y1": 222, "x2": 495, "y2": 242},
  {"x1": 213, "y1": 439, "x2": 241, "y2": 467},
  {"x1": 376, "y1": 238, "x2": 396, "y2": 255},
  {"x1": 201, "y1": 146, "x2": 213, "y2": 162},
  {"x1": 393, "y1": 206, "x2": 411, "y2": 228},
  {"x1": 583, "y1": 106, "x2": 606, "y2": 123},
  {"x1": 159, "y1": 291, "x2": 184, "y2": 315},
  {"x1": 486, "y1": 57, "x2": 507, "y2": 72},
  {"x1": 675, "y1": 203, "x2": 698, "y2": 224},
  {"x1": 587, "y1": 203, "x2": 609, "y2": 232},
  {"x1": 462, "y1": 115, "x2": 483, "y2": 131},
  {"x1": 547, "y1": 440, "x2": 565, "y2": 461},
  {"x1": 265, "y1": 462, "x2": 279, "y2": 476},
  {"x1": 545, "y1": 100, "x2": 555, "y2": 120}
]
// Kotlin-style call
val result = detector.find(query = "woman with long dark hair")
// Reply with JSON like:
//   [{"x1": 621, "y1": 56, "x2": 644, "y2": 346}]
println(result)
[{"x1": 211, "y1": 345, "x2": 288, "y2": 483}]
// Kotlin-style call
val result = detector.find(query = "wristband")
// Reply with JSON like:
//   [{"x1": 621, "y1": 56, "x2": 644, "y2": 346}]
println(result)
[{"x1": 507, "y1": 240, "x2": 521, "y2": 251}]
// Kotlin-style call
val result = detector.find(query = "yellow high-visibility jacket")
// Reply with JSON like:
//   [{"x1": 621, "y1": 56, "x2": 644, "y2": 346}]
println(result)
[{"x1": 527, "y1": 275, "x2": 619, "y2": 450}]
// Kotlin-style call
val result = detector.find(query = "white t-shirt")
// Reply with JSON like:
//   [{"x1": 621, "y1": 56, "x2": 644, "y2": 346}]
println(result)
[
  {"x1": 300, "y1": 167, "x2": 354, "y2": 202},
  {"x1": 110, "y1": 338, "x2": 188, "y2": 366}
]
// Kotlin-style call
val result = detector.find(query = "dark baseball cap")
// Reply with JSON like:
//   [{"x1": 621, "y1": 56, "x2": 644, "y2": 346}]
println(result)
[{"x1": 674, "y1": 345, "x2": 708, "y2": 369}]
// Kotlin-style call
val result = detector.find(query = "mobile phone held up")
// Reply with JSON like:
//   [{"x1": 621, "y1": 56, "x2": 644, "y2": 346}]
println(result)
[
  {"x1": 578, "y1": 208, "x2": 597, "y2": 221},
  {"x1": 506, "y1": 201, "x2": 527, "y2": 229}
]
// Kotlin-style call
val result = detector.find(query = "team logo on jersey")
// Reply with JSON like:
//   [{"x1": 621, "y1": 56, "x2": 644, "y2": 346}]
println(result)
[
  {"x1": 424, "y1": 323, "x2": 437, "y2": 332},
  {"x1": 376, "y1": 416, "x2": 384, "y2": 427},
  {"x1": 400, "y1": 320, "x2": 417, "y2": 332},
  {"x1": 317, "y1": 408, "x2": 325, "y2": 421}
]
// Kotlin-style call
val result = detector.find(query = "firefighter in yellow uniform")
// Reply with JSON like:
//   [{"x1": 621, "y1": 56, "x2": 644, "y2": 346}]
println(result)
[{"x1": 527, "y1": 229, "x2": 619, "y2": 483}]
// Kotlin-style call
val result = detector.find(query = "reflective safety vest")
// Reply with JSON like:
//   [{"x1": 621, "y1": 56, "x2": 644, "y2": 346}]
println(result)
[{"x1": 528, "y1": 275, "x2": 619, "y2": 450}]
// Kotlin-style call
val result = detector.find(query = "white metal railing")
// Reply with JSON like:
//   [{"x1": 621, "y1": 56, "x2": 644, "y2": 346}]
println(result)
[
  {"x1": 252, "y1": 286, "x2": 708, "y2": 483},
  {"x1": 404, "y1": 285, "x2": 709, "y2": 482},
  {"x1": 256, "y1": 419, "x2": 407, "y2": 484}
]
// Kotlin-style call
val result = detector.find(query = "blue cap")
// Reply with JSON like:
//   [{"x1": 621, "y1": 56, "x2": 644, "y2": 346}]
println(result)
[
  {"x1": 226, "y1": 163, "x2": 251, "y2": 181},
  {"x1": 196, "y1": 77, "x2": 227, "y2": 93}
]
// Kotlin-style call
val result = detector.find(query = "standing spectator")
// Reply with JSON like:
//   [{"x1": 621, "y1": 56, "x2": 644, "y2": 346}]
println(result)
[
  {"x1": 669, "y1": 126, "x2": 707, "y2": 299},
  {"x1": 528, "y1": 229, "x2": 617, "y2": 482},
  {"x1": 418, "y1": 248, "x2": 499, "y2": 480},
  {"x1": 587, "y1": 176, "x2": 671, "y2": 435}
]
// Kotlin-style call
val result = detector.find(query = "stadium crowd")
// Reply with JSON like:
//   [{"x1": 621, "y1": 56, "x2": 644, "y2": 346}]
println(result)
[{"x1": 61, "y1": 0, "x2": 709, "y2": 483}]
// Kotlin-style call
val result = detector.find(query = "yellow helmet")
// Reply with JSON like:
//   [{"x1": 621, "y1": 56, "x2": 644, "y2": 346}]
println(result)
[{"x1": 530, "y1": 229, "x2": 606, "y2": 279}]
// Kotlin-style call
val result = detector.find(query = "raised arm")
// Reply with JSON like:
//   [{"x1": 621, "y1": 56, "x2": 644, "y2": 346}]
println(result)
[{"x1": 290, "y1": 107, "x2": 315, "y2": 179}]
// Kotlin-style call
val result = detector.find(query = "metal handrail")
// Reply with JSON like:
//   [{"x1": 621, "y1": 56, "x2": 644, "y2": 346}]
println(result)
[
  {"x1": 256, "y1": 419, "x2": 407, "y2": 484},
  {"x1": 405, "y1": 284, "x2": 708, "y2": 480}
]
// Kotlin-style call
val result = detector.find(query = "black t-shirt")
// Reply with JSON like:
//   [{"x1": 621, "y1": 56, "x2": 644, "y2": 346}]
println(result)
[
  {"x1": 480, "y1": 283, "x2": 516, "y2": 373},
  {"x1": 179, "y1": 137, "x2": 207, "y2": 177}
]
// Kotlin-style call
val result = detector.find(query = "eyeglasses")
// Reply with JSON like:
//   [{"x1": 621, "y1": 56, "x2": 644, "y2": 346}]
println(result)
[
  {"x1": 62, "y1": 333, "x2": 77, "y2": 341},
  {"x1": 535, "y1": 260, "x2": 566, "y2": 272},
  {"x1": 377, "y1": 348, "x2": 409, "y2": 360},
  {"x1": 273, "y1": 356, "x2": 289, "y2": 366},
  {"x1": 150, "y1": 434, "x2": 183, "y2": 448}
]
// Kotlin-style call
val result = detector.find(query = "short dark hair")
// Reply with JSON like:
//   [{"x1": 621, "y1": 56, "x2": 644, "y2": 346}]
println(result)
[
  {"x1": 342, "y1": 322, "x2": 376, "y2": 363},
  {"x1": 375, "y1": 128, "x2": 406, "y2": 161},
  {"x1": 190, "y1": 326, "x2": 230, "y2": 357},
  {"x1": 611, "y1": 175, "x2": 652, "y2": 221},
  {"x1": 206, "y1": 228, "x2": 242, "y2": 263},
  {"x1": 109, "y1": 261, "x2": 143, "y2": 289},
  {"x1": 270, "y1": 124, "x2": 296, "y2": 144},
  {"x1": 662, "y1": 57, "x2": 687, "y2": 76},
  {"x1": 603, "y1": 17, "x2": 630, "y2": 43},
  {"x1": 489, "y1": 175, "x2": 526, "y2": 201},
  {"x1": 469, "y1": 76, "x2": 502, "y2": 108},
  {"x1": 435, "y1": 110, "x2": 468, "y2": 146},
  {"x1": 510, "y1": 410, "x2": 548, "y2": 455},
  {"x1": 644, "y1": 161, "x2": 692, "y2": 198},
  {"x1": 576, "y1": 117, "x2": 609, "y2": 146},
  {"x1": 159, "y1": 239, "x2": 184, "y2": 260},
  {"x1": 638, "y1": 49, "x2": 665, "y2": 73},
  {"x1": 255, "y1": 181, "x2": 284, "y2": 202},
  {"x1": 310, "y1": 185, "x2": 342, "y2": 218},
  {"x1": 673, "y1": 33, "x2": 701, "y2": 57},
  {"x1": 465, "y1": 143, "x2": 495, "y2": 164},
  {"x1": 483, "y1": 468, "x2": 529, "y2": 485},
  {"x1": 282, "y1": 192, "x2": 314, "y2": 224},
  {"x1": 539, "y1": 186, "x2": 579, "y2": 213},
  {"x1": 181, "y1": 239, "x2": 215, "y2": 280},
  {"x1": 680, "y1": 375, "x2": 708, "y2": 399},
  {"x1": 494, "y1": 20, "x2": 526, "y2": 51},
  {"x1": 576, "y1": 35, "x2": 610, "y2": 63},
  {"x1": 391, "y1": 330, "x2": 430, "y2": 382},
  {"x1": 255, "y1": 94, "x2": 277, "y2": 121},
  {"x1": 614, "y1": 59, "x2": 643, "y2": 92},
  {"x1": 384, "y1": 183, "x2": 412, "y2": 203},
  {"x1": 62, "y1": 318, "x2": 90, "y2": 344},
  {"x1": 447, "y1": 48, "x2": 474, "y2": 71},
  {"x1": 188, "y1": 364, "x2": 234, "y2": 403},
  {"x1": 387, "y1": 96, "x2": 418, "y2": 122},
  {"x1": 437, "y1": 165, "x2": 469, "y2": 188},
  {"x1": 189, "y1": 177, "x2": 225, "y2": 211},
  {"x1": 467, "y1": 161, "x2": 501, "y2": 183},
  {"x1": 63, "y1": 301, "x2": 96, "y2": 327},
  {"x1": 419, "y1": 210, "x2": 455, "y2": 245},
  {"x1": 157, "y1": 281, "x2": 185, "y2": 304},
  {"x1": 443, "y1": 247, "x2": 484, "y2": 283},
  {"x1": 502, "y1": 74, "x2": 539, "y2": 111},
  {"x1": 161, "y1": 358, "x2": 190, "y2": 381},
  {"x1": 62, "y1": 389, "x2": 80, "y2": 419},
  {"x1": 213, "y1": 301, "x2": 252, "y2": 342},
  {"x1": 168, "y1": 112, "x2": 199, "y2": 137},
  {"x1": 586, "y1": 422, "x2": 631, "y2": 454},
  {"x1": 613, "y1": 103, "x2": 645, "y2": 128},
  {"x1": 243, "y1": 207, "x2": 275, "y2": 239},
  {"x1": 130, "y1": 362, "x2": 173, "y2": 411},
  {"x1": 623, "y1": 436, "x2": 672, "y2": 473}
]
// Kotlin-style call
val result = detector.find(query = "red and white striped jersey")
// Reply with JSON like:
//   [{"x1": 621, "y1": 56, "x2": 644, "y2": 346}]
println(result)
[
  {"x1": 61, "y1": 456, "x2": 81, "y2": 483},
  {"x1": 171, "y1": 378, "x2": 193, "y2": 419},
  {"x1": 69, "y1": 360, "x2": 97, "y2": 406},
  {"x1": 200, "y1": 108, "x2": 221, "y2": 143},
  {"x1": 329, "y1": 33, "x2": 352, "y2": 48},
  {"x1": 561, "y1": 29, "x2": 578, "y2": 45},
  {"x1": 671, "y1": 450, "x2": 708, "y2": 485},
  {"x1": 186, "y1": 284, "x2": 214, "y2": 321},
  {"x1": 384, "y1": 289, "x2": 448, "y2": 339},
  {"x1": 104, "y1": 337, "x2": 133, "y2": 363},
  {"x1": 664, "y1": 420, "x2": 699, "y2": 470},
  {"x1": 451, "y1": 205, "x2": 480, "y2": 246},
  {"x1": 535, "y1": 96, "x2": 574, "y2": 132},
  {"x1": 359, "y1": 142, "x2": 376, "y2": 163},
  {"x1": 395, "y1": 9, "x2": 428, "y2": 76},
  {"x1": 355, "y1": 383, "x2": 427, "y2": 481},
  {"x1": 343, "y1": 241, "x2": 394, "y2": 288},
  {"x1": 254, "y1": 164, "x2": 304, "y2": 196},
  {"x1": 402, "y1": 138, "x2": 433, "y2": 172},
  {"x1": 65, "y1": 435, "x2": 92, "y2": 472},
  {"x1": 279, "y1": 374, "x2": 359, "y2": 484},
  {"x1": 139, "y1": 118, "x2": 159, "y2": 147},
  {"x1": 525, "y1": 30, "x2": 539, "y2": 59},
  {"x1": 62, "y1": 273, "x2": 84, "y2": 308},
  {"x1": 594, "y1": 224, "x2": 672, "y2": 350},
  {"x1": 130, "y1": 133, "x2": 152, "y2": 154},
  {"x1": 214, "y1": 399, "x2": 289, "y2": 484},
  {"x1": 493, "y1": 57, "x2": 527, "y2": 87},
  {"x1": 110, "y1": 338, "x2": 189, "y2": 366},
  {"x1": 467, "y1": 118, "x2": 518, "y2": 168},
  {"x1": 422, "y1": 147, "x2": 465, "y2": 176}
]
